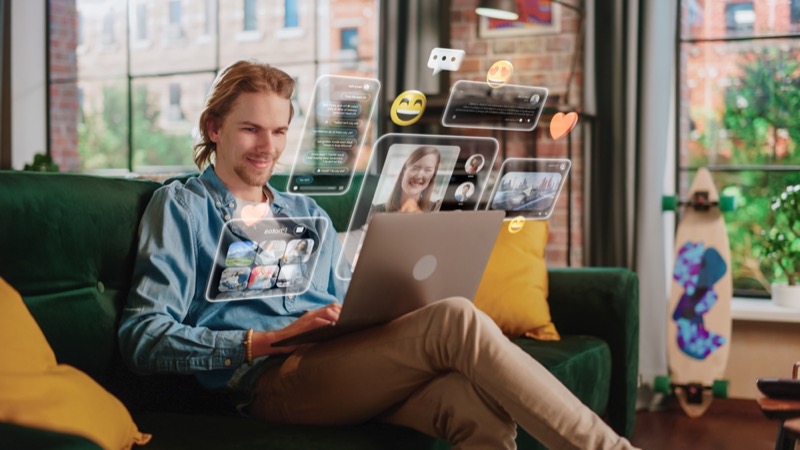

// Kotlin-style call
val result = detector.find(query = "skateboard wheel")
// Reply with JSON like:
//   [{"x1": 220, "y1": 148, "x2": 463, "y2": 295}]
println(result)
[
  {"x1": 719, "y1": 195, "x2": 736, "y2": 212},
  {"x1": 712, "y1": 379, "x2": 729, "y2": 398},
  {"x1": 654, "y1": 375, "x2": 671, "y2": 394},
  {"x1": 662, "y1": 196, "x2": 677, "y2": 212}
]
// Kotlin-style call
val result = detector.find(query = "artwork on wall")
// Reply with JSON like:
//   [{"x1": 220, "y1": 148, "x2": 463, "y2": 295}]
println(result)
[{"x1": 479, "y1": 0, "x2": 561, "y2": 38}]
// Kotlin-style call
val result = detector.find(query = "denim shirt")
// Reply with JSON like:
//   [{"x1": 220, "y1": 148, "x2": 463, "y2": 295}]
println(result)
[{"x1": 118, "y1": 166, "x2": 350, "y2": 389}]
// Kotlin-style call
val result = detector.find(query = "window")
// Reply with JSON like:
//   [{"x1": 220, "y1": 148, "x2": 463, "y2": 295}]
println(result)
[
  {"x1": 168, "y1": 0, "x2": 184, "y2": 39},
  {"x1": 793, "y1": 0, "x2": 800, "y2": 26},
  {"x1": 243, "y1": 0, "x2": 257, "y2": 31},
  {"x1": 48, "y1": 0, "x2": 379, "y2": 173},
  {"x1": 678, "y1": 1, "x2": 800, "y2": 297},
  {"x1": 284, "y1": 0, "x2": 298, "y2": 28},
  {"x1": 340, "y1": 27, "x2": 358, "y2": 51}
]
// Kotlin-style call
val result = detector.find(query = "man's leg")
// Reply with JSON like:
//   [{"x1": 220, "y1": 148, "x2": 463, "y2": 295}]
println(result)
[{"x1": 248, "y1": 297, "x2": 638, "y2": 450}]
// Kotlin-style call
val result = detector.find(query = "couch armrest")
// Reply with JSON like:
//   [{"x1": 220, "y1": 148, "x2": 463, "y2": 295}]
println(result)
[{"x1": 546, "y1": 267, "x2": 639, "y2": 438}]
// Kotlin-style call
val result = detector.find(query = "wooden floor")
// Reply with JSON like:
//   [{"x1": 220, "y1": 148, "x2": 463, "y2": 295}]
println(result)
[{"x1": 629, "y1": 398, "x2": 780, "y2": 450}]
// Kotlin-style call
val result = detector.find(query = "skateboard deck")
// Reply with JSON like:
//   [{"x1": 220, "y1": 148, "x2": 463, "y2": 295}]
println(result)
[{"x1": 663, "y1": 168, "x2": 733, "y2": 418}]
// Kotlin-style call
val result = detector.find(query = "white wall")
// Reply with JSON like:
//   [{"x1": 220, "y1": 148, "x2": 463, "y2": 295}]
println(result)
[{"x1": 11, "y1": 0, "x2": 46, "y2": 169}]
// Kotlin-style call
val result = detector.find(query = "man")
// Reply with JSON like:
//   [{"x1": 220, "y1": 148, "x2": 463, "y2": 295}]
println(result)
[{"x1": 119, "y1": 60, "x2": 638, "y2": 450}]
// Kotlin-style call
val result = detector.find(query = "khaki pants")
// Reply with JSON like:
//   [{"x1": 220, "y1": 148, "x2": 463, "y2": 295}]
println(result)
[{"x1": 248, "y1": 297, "x2": 638, "y2": 450}]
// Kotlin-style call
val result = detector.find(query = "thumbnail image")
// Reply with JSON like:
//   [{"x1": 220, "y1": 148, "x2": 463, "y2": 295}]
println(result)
[
  {"x1": 247, "y1": 265, "x2": 280, "y2": 290},
  {"x1": 491, "y1": 172, "x2": 562, "y2": 212},
  {"x1": 225, "y1": 241, "x2": 257, "y2": 267},
  {"x1": 256, "y1": 239, "x2": 287, "y2": 265},
  {"x1": 219, "y1": 267, "x2": 251, "y2": 292},
  {"x1": 283, "y1": 239, "x2": 314, "y2": 264},
  {"x1": 276, "y1": 264, "x2": 308, "y2": 290}
]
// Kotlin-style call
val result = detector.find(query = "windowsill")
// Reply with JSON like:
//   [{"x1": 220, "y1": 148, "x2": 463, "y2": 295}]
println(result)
[
  {"x1": 732, "y1": 297, "x2": 800, "y2": 323},
  {"x1": 274, "y1": 27, "x2": 305, "y2": 39}
]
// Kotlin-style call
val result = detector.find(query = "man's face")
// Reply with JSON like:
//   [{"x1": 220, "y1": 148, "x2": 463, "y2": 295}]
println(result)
[{"x1": 209, "y1": 91, "x2": 291, "y2": 189}]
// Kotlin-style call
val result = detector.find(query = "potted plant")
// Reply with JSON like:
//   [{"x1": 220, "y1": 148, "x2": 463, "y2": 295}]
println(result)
[{"x1": 760, "y1": 184, "x2": 800, "y2": 307}]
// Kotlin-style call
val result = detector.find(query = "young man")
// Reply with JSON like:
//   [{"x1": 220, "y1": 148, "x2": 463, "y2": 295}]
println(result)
[{"x1": 119, "y1": 60, "x2": 639, "y2": 450}]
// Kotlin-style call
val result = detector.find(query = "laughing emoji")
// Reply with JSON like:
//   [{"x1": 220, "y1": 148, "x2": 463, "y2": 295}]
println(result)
[
  {"x1": 487, "y1": 60, "x2": 514, "y2": 88},
  {"x1": 390, "y1": 90, "x2": 426, "y2": 126}
]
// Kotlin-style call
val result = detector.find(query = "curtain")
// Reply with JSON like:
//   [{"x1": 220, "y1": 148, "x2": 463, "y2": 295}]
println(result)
[
  {"x1": 0, "y1": 0, "x2": 10, "y2": 170},
  {"x1": 587, "y1": 0, "x2": 676, "y2": 406}
]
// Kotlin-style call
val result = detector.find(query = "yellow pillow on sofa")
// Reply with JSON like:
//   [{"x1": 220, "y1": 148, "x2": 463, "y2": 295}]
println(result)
[
  {"x1": 0, "y1": 278, "x2": 151, "y2": 450},
  {"x1": 473, "y1": 221, "x2": 560, "y2": 340}
]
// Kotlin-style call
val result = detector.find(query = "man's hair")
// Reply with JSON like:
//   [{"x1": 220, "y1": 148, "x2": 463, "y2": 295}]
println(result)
[{"x1": 193, "y1": 60, "x2": 296, "y2": 169}]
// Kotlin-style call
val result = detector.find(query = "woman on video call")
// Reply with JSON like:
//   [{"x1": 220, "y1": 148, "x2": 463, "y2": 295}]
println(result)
[{"x1": 371, "y1": 145, "x2": 441, "y2": 214}]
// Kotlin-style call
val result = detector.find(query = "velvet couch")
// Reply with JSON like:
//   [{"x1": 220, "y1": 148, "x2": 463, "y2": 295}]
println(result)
[{"x1": 0, "y1": 170, "x2": 639, "y2": 450}]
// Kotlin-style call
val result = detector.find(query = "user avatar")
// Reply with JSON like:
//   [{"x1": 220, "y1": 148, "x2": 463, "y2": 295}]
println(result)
[
  {"x1": 283, "y1": 238, "x2": 314, "y2": 264},
  {"x1": 225, "y1": 241, "x2": 257, "y2": 267},
  {"x1": 219, "y1": 267, "x2": 251, "y2": 292},
  {"x1": 455, "y1": 182, "x2": 475, "y2": 202},
  {"x1": 465, "y1": 154, "x2": 485, "y2": 174},
  {"x1": 372, "y1": 146, "x2": 442, "y2": 213},
  {"x1": 247, "y1": 265, "x2": 279, "y2": 290},
  {"x1": 256, "y1": 239, "x2": 287, "y2": 265}
]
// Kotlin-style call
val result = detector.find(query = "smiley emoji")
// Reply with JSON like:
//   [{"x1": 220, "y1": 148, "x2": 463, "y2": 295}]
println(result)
[
  {"x1": 390, "y1": 90, "x2": 427, "y2": 126},
  {"x1": 507, "y1": 215, "x2": 526, "y2": 233},
  {"x1": 487, "y1": 60, "x2": 514, "y2": 88}
]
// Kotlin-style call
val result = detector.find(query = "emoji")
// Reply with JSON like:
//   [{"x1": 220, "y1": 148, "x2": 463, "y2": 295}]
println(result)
[
  {"x1": 390, "y1": 90, "x2": 427, "y2": 126},
  {"x1": 487, "y1": 60, "x2": 514, "y2": 88},
  {"x1": 428, "y1": 48, "x2": 466, "y2": 75},
  {"x1": 550, "y1": 112, "x2": 579, "y2": 140},
  {"x1": 241, "y1": 203, "x2": 269, "y2": 227},
  {"x1": 507, "y1": 215, "x2": 526, "y2": 233}
]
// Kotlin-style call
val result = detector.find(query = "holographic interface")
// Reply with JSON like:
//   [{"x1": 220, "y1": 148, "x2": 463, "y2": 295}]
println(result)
[
  {"x1": 487, "y1": 158, "x2": 571, "y2": 220},
  {"x1": 442, "y1": 80, "x2": 548, "y2": 132}
]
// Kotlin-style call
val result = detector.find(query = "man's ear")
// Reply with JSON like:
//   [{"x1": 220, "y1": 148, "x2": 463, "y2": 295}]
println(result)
[{"x1": 206, "y1": 118, "x2": 220, "y2": 142}]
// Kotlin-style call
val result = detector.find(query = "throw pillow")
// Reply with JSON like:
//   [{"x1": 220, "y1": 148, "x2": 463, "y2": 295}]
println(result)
[
  {"x1": 473, "y1": 220, "x2": 560, "y2": 340},
  {"x1": 0, "y1": 278, "x2": 151, "y2": 450}
]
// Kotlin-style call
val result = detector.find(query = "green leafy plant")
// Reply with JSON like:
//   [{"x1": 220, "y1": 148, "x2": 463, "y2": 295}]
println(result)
[
  {"x1": 23, "y1": 153, "x2": 60, "y2": 172},
  {"x1": 759, "y1": 184, "x2": 800, "y2": 286}
]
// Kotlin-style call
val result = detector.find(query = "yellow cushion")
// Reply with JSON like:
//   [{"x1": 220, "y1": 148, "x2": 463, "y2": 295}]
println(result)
[
  {"x1": 0, "y1": 278, "x2": 151, "y2": 450},
  {"x1": 474, "y1": 221, "x2": 560, "y2": 340}
]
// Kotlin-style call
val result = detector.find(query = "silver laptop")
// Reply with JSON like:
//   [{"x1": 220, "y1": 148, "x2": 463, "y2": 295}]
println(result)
[{"x1": 272, "y1": 210, "x2": 504, "y2": 346}]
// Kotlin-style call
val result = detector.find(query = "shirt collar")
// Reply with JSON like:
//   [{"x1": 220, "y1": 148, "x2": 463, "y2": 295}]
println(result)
[{"x1": 199, "y1": 165, "x2": 291, "y2": 215}]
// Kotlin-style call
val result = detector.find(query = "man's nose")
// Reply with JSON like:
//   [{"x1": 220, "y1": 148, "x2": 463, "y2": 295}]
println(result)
[{"x1": 256, "y1": 133, "x2": 277, "y2": 154}]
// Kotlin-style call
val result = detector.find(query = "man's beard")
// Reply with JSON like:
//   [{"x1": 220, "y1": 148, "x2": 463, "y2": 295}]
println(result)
[{"x1": 234, "y1": 161, "x2": 273, "y2": 187}]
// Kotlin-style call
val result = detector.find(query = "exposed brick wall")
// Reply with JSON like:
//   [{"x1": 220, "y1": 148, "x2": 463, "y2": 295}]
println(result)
[
  {"x1": 449, "y1": 1, "x2": 585, "y2": 266},
  {"x1": 48, "y1": 0, "x2": 79, "y2": 171}
]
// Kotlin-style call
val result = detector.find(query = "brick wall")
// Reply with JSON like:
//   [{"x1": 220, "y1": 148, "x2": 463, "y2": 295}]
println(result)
[
  {"x1": 49, "y1": 0, "x2": 79, "y2": 172},
  {"x1": 449, "y1": 0, "x2": 585, "y2": 266}
]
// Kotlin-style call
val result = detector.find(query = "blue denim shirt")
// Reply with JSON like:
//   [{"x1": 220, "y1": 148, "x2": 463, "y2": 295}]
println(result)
[{"x1": 118, "y1": 166, "x2": 350, "y2": 389}]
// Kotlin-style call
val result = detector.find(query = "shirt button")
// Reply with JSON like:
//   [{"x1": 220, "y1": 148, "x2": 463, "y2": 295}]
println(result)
[
  {"x1": 215, "y1": 201, "x2": 221, "y2": 207},
  {"x1": 224, "y1": 358, "x2": 232, "y2": 367},
  {"x1": 228, "y1": 202, "x2": 235, "y2": 208},
  {"x1": 224, "y1": 214, "x2": 231, "y2": 221}
]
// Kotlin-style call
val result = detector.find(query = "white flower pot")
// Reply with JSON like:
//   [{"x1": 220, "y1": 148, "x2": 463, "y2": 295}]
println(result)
[{"x1": 771, "y1": 283, "x2": 800, "y2": 309}]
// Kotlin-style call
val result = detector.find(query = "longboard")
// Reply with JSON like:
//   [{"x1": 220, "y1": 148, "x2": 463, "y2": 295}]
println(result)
[{"x1": 656, "y1": 168, "x2": 733, "y2": 418}]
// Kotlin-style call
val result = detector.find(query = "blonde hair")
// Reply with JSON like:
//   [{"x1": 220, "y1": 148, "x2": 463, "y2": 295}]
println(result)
[{"x1": 193, "y1": 60, "x2": 295, "y2": 169}]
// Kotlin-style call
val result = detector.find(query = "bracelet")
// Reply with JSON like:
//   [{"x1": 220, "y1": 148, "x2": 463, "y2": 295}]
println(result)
[{"x1": 244, "y1": 328, "x2": 254, "y2": 366}]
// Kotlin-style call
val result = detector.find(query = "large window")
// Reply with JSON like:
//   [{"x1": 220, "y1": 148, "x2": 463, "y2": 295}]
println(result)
[
  {"x1": 48, "y1": 0, "x2": 379, "y2": 174},
  {"x1": 678, "y1": 0, "x2": 800, "y2": 297}
]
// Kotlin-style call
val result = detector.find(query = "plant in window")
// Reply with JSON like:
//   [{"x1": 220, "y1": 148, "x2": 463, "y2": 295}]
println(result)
[{"x1": 759, "y1": 184, "x2": 800, "y2": 307}]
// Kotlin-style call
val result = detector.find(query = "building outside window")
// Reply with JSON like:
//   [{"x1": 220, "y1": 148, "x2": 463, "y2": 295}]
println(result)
[
  {"x1": 48, "y1": 0, "x2": 379, "y2": 174},
  {"x1": 678, "y1": 0, "x2": 800, "y2": 298},
  {"x1": 285, "y1": 0, "x2": 299, "y2": 28}
]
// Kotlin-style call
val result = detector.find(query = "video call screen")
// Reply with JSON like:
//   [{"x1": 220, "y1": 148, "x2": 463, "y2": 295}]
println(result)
[
  {"x1": 205, "y1": 217, "x2": 328, "y2": 302},
  {"x1": 441, "y1": 80, "x2": 548, "y2": 132},
  {"x1": 486, "y1": 158, "x2": 571, "y2": 220},
  {"x1": 334, "y1": 133, "x2": 499, "y2": 280},
  {"x1": 286, "y1": 75, "x2": 381, "y2": 195}
]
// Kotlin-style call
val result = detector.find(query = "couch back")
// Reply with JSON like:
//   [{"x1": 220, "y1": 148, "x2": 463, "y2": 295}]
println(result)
[{"x1": 0, "y1": 170, "x2": 373, "y2": 405}]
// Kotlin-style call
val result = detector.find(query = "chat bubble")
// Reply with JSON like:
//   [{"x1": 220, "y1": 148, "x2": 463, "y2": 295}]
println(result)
[
  {"x1": 316, "y1": 101, "x2": 362, "y2": 119},
  {"x1": 428, "y1": 47, "x2": 466, "y2": 75},
  {"x1": 315, "y1": 137, "x2": 357, "y2": 149},
  {"x1": 311, "y1": 127, "x2": 358, "y2": 138},
  {"x1": 338, "y1": 91, "x2": 371, "y2": 102},
  {"x1": 303, "y1": 150, "x2": 349, "y2": 166}
]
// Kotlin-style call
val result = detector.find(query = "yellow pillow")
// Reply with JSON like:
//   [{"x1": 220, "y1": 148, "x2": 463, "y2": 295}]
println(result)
[
  {"x1": 0, "y1": 278, "x2": 151, "y2": 450},
  {"x1": 473, "y1": 220, "x2": 560, "y2": 340}
]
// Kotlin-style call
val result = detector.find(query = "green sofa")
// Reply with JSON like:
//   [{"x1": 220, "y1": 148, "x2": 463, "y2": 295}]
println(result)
[{"x1": 0, "y1": 171, "x2": 639, "y2": 450}]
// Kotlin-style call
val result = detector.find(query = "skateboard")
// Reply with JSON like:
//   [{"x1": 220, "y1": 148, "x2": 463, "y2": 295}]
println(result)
[{"x1": 654, "y1": 168, "x2": 735, "y2": 418}]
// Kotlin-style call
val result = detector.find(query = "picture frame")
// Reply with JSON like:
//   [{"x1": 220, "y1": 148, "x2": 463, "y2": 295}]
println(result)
[{"x1": 478, "y1": 0, "x2": 561, "y2": 38}]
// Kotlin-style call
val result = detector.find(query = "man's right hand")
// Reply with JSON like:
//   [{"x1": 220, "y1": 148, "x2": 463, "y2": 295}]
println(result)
[{"x1": 251, "y1": 302, "x2": 342, "y2": 356}]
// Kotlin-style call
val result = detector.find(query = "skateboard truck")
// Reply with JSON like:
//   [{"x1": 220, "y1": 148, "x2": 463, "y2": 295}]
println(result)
[
  {"x1": 654, "y1": 376, "x2": 729, "y2": 403},
  {"x1": 684, "y1": 383, "x2": 705, "y2": 404},
  {"x1": 662, "y1": 191, "x2": 736, "y2": 212}
]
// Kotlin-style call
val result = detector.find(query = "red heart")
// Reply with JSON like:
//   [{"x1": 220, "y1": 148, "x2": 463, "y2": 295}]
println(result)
[
  {"x1": 550, "y1": 112, "x2": 579, "y2": 140},
  {"x1": 241, "y1": 203, "x2": 269, "y2": 227}
]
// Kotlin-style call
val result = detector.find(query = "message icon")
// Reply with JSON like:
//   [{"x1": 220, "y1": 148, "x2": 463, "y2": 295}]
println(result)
[{"x1": 428, "y1": 48, "x2": 466, "y2": 75}]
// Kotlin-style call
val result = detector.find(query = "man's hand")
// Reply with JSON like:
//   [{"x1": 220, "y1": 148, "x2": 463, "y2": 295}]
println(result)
[{"x1": 251, "y1": 302, "x2": 342, "y2": 356}]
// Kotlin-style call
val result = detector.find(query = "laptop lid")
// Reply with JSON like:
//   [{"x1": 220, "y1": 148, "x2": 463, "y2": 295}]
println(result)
[{"x1": 273, "y1": 210, "x2": 504, "y2": 346}]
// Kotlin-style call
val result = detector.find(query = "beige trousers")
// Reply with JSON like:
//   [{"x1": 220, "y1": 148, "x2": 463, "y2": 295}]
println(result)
[{"x1": 248, "y1": 297, "x2": 639, "y2": 450}]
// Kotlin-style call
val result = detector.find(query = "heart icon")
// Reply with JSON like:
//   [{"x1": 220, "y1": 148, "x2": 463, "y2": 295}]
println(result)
[
  {"x1": 550, "y1": 112, "x2": 579, "y2": 140},
  {"x1": 241, "y1": 203, "x2": 269, "y2": 227}
]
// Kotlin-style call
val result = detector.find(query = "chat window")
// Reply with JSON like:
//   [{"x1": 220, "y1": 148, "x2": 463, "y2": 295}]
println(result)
[
  {"x1": 442, "y1": 80, "x2": 548, "y2": 132},
  {"x1": 205, "y1": 217, "x2": 328, "y2": 302},
  {"x1": 287, "y1": 75, "x2": 380, "y2": 195}
]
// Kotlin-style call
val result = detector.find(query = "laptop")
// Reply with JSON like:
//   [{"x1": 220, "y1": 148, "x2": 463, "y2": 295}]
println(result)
[{"x1": 272, "y1": 210, "x2": 504, "y2": 346}]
